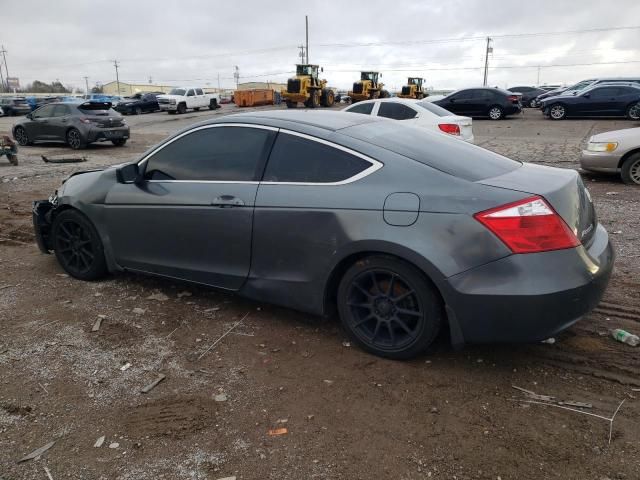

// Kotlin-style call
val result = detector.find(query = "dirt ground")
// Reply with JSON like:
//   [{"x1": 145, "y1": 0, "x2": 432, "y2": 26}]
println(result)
[{"x1": 1, "y1": 106, "x2": 639, "y2": 480}]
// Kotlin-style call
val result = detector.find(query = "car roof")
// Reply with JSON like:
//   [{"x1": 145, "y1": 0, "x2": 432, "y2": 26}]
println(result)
[{"x1": 345, "y1": 98, "x2": 422, "y2": 107}]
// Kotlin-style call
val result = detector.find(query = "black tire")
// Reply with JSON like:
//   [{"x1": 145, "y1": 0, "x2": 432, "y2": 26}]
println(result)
[
  {"x1": 66, "y1": 128, "x2": 86, "y2": 150},
  {"x1": 488, "y1": 105, "x2": 504, "y2": 120},
  {"x1": 208, "y1": 99, "x2": 219, "y2": 110},
  {"x1": 307, "y1": 90, "x2": 320, "y2": 108},
  {"x1": 286, "y1": 101, "x2": 297, "y2": 109},
  {"x1": 337, "y1": 255, "x2": 443, "y2": 360},
  {"x1": 380, "y1": 90, "x2": 390, "y2": 99},
  {"x1": 626, "y1": 103, "x2": 640, "y2": 121},
  {"x1": 13, "y1": 126, "x2": 30, "y2": 146},
  {"x1": 52, "y1": 209, "x2": 107, "y2": 281},
  {"x1": 321, "y1": 89, "x2": 335, "y2": 108},
  {"x1": 529, "y1": 99, "x2": 537, "y2": 108},
  {"x1": 194, "y1": 107, "x2": 200, "y2": 111},
  {"x1": 621, "y1": 153, "x2": 640, "y2": 185},
  {"x1": 549, "y1": 103, "x2": 566, "y2": 120},
  {"x1": 177, "y1": 103, "x2": 187, "y2": 114},
  {"x1": 168, "y1": 110, "x2": 176, "y2": 115},
  {"x1": 111, "y1": 138, "x2": 127, "y2": 147},
  {"x1": 134, "y1": 106, "x2": 142, "y2": 115}
]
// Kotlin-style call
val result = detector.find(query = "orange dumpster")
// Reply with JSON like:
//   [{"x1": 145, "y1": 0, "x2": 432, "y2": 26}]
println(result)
[{"x1": 234, "y1": 89, "x2": 274, "y2": 107}]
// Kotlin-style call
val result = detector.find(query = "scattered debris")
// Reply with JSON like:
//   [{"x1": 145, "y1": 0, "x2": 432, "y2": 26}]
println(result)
[
  {"x1": 611, "y1": 328, "x2": 639, "y2": 347},
  {"x1": 41, "y1": 155, "x2": 87, "y2": 163},
  {"x1": 44, "y1": 466, "x2": 54, "y2": 480},
  {"x1": 559, "y1": 401, "x2": 593, "y2": 409},
  {"x1": 204, "y1": 307, "x2": 221, "y2": 312},
  {"x1": 612, "y1": 230, "x2": 623, "y2": 235},
  {"x1": 38, "y1": 382, "x2": 49, "y2": 394},
  {"x1": 277, "y1": 418, "x2": 288, "y2": 424},
  {"x1": 323, "y1": 379, "x2": 334, "y2": 385},
  {"x1": 605, "y1": 191, "x2": 619, "y2": 195},
  {"x1": 132, "y1": 308, "x2": 146, "y2": 315},
  {"x1": 165, "y1": 327, "x2": 179, "y2": 339},
  {"x1": 214, "y1": 393, "x2": 228, "y2": 402},
  {"x1": 32, "y1": 320, "x2": 59, "y2": 333},
  {"x1": 216, "y1": 476, "x2": 237, "y2": 480},
  {"x1": 197, "y1": 312, "x2": 250, "y2": 360},
  {"x1": 120, "y1": 362, "x2": 131, "y2": 372},
  {"x1": 512, "y1": 385, "x2": 555, "y2": 402},
  {"x1": 632, "y1": 388, "x2": 640, "y2": 392},
  {"x1": 177, "y1": 291, "x2": 192, "y2": 298},
  {"x1": 267, "y1": 428, "x2": 288, "y2": 436},
  {"x1": 94, "y1": 436, "x2": 105, "y2": 448},
  {"x1": 0, "y1": 284, "x2": 19, "y2": 290},
  {"x1": 17, "y1": 440, "x2": 56, "y2": 463},
  {"x1": 541, "y1": 337, "x2": 556, "y2": 344},
  {"x1": 146, "y1": 292, "x2": 169, "y2": 302},
  {"x1": 109, "y1": 442, "x2": 119, "y2": 449},
  {"x1": 306, "y1": 415, "x2": 315, "y2": 420},
  {"x1": 92, "y1": 316, "x2": 105, "y2": 332},
  {"x1": 140, "y1": 374, "x2": 166, "y2": 394}
]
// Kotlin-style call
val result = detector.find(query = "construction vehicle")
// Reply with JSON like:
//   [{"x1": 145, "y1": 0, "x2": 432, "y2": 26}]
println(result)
[
  {"x1": 282, "y1": 64, "x2": 335, "y2": 109},
  {"x1": 348, "y1": 72, "x2": 390, "y2": 103},
  {"x1": 398, "y1": 77, "x2": 426, "y2": 99}
]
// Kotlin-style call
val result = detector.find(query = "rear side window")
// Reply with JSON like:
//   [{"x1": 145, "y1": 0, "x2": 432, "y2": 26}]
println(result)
[
  {"x1": 346, "y1": 102, "x2": 374, "y2": 115},
  {"x1": 341, "y1": 121, "x2": 521, "y2": 182},
  {"x1": 144, "y1": 126, "x2": 275, "y2": 181},
  {"x1": 263, "y1": 133, "x2": 372, "y2": 183},
  {"x1": 416, "y1": 101, "x2": 452, "y2": 117},
  {"x1": 195, "y1": 88, "x2": 204, "y2": 95},
  {"x1": 377, "y1": 102, "x2": 417, "y2": 120},
  {"x1": 589, "y1": 87, "x2": 618, "y2": 98}
]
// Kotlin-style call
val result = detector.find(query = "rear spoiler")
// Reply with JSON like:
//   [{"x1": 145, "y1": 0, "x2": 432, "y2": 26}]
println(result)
[{"x1": 79, "y1": 101, "x2": 112, "y2": 110}]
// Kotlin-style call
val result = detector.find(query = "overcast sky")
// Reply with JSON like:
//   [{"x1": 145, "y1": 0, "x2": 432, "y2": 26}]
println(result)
[{"x1": 2, "y1": 0, "x2": 640, "y2": 92}]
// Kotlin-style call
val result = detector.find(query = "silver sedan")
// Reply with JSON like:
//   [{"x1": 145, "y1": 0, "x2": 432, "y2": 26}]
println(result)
[{"x1": 580, "y1": 127, "x2": 640, "y2": 184}]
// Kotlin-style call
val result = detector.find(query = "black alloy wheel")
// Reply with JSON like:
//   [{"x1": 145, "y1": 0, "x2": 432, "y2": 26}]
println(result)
[
  {"x1": 14, "y1": 126, "x2": 30, "y2": 146},
  {"x1": 66, "y1": 128, "x2": 85, "y2": 149}
]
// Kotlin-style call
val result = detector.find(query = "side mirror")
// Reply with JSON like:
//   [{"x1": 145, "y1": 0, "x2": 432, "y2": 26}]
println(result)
[
  {"x1": 116, "y1": 163, "x2": 141, "y2": 184},
  {"x1": 582, "y1": 93, "x2": 590, "y2": 98},
  {"x1": 26, "y1": 113, "x2": 33, "y2": 120},
  {"x1": 321, "y1": 67, "x2": 324, "y2": 73}
]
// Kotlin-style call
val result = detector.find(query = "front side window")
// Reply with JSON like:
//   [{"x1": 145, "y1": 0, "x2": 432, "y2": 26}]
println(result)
[
  {"x1": 52, "y1": 104, "x2": 70, "y2": 117},
  {"x1": 33, "y1": 105, "x2": 55, "y2": 118},
  {"x1": 589, "y1": 87, "x2": 618, "y2": 98},
  {"x1": 449, "y1": 90, "x2": 471, "y2": 101},
  {"x1": 186, "y1": 89, "x2": 195, "y2": 97},
  {"x1": 263, "y1": 133, "x2": 372, "y2": 183},
  {"x1": 346, "y1": 102, "x2": 374, "y2": 115},
  {"x1": 144, "y1": 126, "x2": 275, "y2": 181},
  {"x1": 377, "y1": 102, "x2": 417, "y2": 120},
  {"x1": 195, "y1": 88, "x2": 204, "y2": 95}
]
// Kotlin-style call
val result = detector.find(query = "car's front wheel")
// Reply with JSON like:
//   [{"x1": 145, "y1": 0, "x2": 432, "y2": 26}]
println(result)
[
  {"x1": 52, "y1": 209, "x2": 107, "y2": 280},
  {"x1": 337, "y1": 255, "x2": 443, "y2": 359},
  {"x1": 529, "y1": 99, "x2": 537, "y2": 108},
  {"x1": 549, "y1": 103, "x2": 566, "y2": 120},
  {"x1": 13, "y1": 126, "x2": 30, "y2": 146},
  {"x1": 626, "y1": 103, "x2": 640, "y2": 121},
  {"x1": 112, "y1": 138, "x2": 127, "y2": 147},
  {"x1": 621, "y1": 153, "x2": 640, "y2": 185},
  {"x1": 488, "y1": 106, "x2": 503, "y2": 120},
  {"x1": 66, "y1": 128, "x2": 86, "y2": 149}
]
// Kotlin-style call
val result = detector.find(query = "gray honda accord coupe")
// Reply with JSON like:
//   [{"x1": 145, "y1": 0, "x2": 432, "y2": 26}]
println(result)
[{"x1": 32, "y1": 110, "x2": 614, "y2": 359}]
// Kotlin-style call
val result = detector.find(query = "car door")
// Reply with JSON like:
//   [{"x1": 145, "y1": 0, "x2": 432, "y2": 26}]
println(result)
[
  {"x1": 376, "y1": 102, "x2": 419, "y2": 124},
  {"x1": 195, "y1": 88, "x2": 206, "y2": 108},
  {"x1": 28, "y1": 104, "x2": 57, "y2": 140},
  {"x1": 103, "y1": 124, "x2": 277, "y2": 289},
  {"x1": 49, "y1": 104, "x2": 72, "y2": 140},
  {"x1": 444, "y1": 90, "x2": 473, "y2": 115},
  {"x1": 185, "y1": 89, "x2": 196, "y2": 109},
  {"x1": 581, "y1": 87, "x2": 618, "y2": 115},
  {"x1": 614, "y1": 86, "x2": 639, "y2": 115},
  {"x1": 142, "y1": 94, "x2": 155, "y2": 112}
]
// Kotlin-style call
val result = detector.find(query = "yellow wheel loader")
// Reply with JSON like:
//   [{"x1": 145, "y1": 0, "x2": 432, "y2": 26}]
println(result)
[
  {"x1": 348, "y1": 72, "x2": 390, "y2": 103},
  {"x1": 398, "y1": 77, "x2": 427, "y2": 99},
  {"x1": 282, "y1": 64, "x2": 335, "y2": 109}
]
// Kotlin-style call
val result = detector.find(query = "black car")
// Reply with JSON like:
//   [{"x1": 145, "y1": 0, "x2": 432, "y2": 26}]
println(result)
[
  {"x1": 508, "y1": 86, "x2": 548, "y2": 108},
  {"x1": 115, "y1": 92, "x2": 163, "y2": 115},
  {"x1": 0, "y1": 97, "x2": 31, "y2": 116},
  {"x1": 433, "y1": 88, "x2": 521, "y2": 120},
  {"x1": 13, "y1": 101, "x2": 130, "y2": 149},
  {"x1": 541, "y1": 84, "x2": 640, "y2": 120}
]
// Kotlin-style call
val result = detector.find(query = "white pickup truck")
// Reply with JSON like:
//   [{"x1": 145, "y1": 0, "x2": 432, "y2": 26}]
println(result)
[{"x1": 157, "y1": 87, "x2": 220, "y2": 114}]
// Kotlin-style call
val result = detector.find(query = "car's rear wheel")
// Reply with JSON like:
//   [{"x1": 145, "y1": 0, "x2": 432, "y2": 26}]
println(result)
[
  {"x1": 209, "y1": 99, "x2": 218, "y2": 110},
  {"x1": 66, "y1": 128, "x2": 85, "y2": 149},
  {"x1": 13, "y1": 126, "x2": 30, "y2": 146},
  {"x1": 626, "y1": 103, "x2": 640, "y2": 121},
  {"x1": 549, "y1": 103, "x2": 566, "y2": 120},
  {"x1": 337, "y1": 255, "x2": 443, "y2": 359},
  {"x1": 488, "y1": 106, "x2": 503, "y2": 120},
  {"x1": 52, "y1": 209, "x2": 107, "y2": 280},
  {"x1": 621, "y1": 153, "x2": 640, "y2": 185},
  {"x1": 111, "y1": 138, "x2": 127, "y2": 147}
]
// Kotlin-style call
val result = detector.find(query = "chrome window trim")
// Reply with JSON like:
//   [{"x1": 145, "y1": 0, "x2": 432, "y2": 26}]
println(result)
[{"x1": 139, "y1": 123, "x2": 383, "y2": 186}]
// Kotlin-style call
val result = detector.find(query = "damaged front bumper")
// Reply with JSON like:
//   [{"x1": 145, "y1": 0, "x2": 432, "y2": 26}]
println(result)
[{"x1": 32, "y1": 199, "x2": 56, "y2": 253}]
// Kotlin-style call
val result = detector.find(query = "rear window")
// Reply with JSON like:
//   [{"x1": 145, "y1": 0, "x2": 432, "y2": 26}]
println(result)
[
  {"x1": 340, "y1": 122, "x2": 521, "y2": 182},
  {"x1": 416, "y1": 101, "x2": 453, "y2": 117}
]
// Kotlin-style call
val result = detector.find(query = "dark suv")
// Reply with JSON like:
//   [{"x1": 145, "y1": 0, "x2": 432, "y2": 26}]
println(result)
[
  {"x1": 433, "y1": 88, "x2": 521, "y2": 120},
  {"x1": 0, "y1": 97, "x2": 31, "y2": 116},
  {"x1": 115, "y1": 92, "x2": 163, "y2": 115},
  {"x1": 12, "y1": 101, "x2": 130, "y2": 149}
]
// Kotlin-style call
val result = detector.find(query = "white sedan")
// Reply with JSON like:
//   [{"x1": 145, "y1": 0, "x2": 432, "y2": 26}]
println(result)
[{"x1": 343, "y1": 98, "x2": 474, "y2": 143}]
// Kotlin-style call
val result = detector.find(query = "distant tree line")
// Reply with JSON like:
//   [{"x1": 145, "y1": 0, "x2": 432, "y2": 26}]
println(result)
[{"x1": 0, "y1": 80, "x2": 72, "y2": 94}]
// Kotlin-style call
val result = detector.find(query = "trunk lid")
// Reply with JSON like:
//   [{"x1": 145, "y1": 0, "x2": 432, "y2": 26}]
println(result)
[{"x1": 478, "y1": 163, "x2": 597, "y2": 246}]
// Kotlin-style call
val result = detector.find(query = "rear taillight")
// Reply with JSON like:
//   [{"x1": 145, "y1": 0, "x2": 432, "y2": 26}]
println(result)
[
  {"x1": 474, "y1": 196, "x2": 580, "y2": 254},
  {"x1": 438, "y1": 123, "x2": 461, "y2": 136},
  {"x1": 80, "y1": 117, "x2": 92, "y2": 124},
  {"x1": 507, "y1": 95, "x2": 519, "y2": 102}
]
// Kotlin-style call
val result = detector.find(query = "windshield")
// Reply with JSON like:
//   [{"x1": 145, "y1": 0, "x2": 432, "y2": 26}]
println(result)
[
  {"x1": 168, "y1": 88, "x2": 186, "y2": 96},
  {"x1": 296, "y1": 65, "x2": 316, "y2": 76},
  {"x1": 361, "y1": 72, "x2": 376, "y2": 81},
  {"x1": 416, "y1": 101, "x2": 453, "y2": 117}
]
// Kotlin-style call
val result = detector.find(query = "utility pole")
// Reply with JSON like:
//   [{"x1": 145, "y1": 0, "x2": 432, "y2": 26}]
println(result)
[
  {"x1": 234, "y1": 66, "x2": 239, "y2": 88},
  {"x1": 482, "y1": 37, "x2": 492, "y2": 87},
  {"x1": 113, "y1": 60, "x2": 120, "y2": 95},
  {"x1": 536, "y1": 65, "x2": 541, "y2": 86},
  {"x1": 305, "y1": 15, "x2": 309, "y2": 64},
  {"x1": 84, "y1": 76, "x2": 89, "y2": 95},
  {"x1": 0, "y1": 45, "x2": 9, "y2": 90},
  {"x1": 217, "y1": 73, "x2": 221, "y2": 92}
]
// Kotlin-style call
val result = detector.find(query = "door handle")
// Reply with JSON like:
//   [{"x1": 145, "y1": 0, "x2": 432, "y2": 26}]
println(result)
[{"x1": 211, "y1": 195, "x2": 244, "y2": 207}]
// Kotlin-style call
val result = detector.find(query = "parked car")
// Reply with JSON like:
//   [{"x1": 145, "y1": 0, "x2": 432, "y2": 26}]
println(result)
[
  {"x1": 433, "y1": 88, "x2": 521, "y2": 120},
  {"x1": 12, "y1": 101, "x2": 130, "y2": 149},
  {"x1": 343, "y1": 98, "x2": 474, "y2": 142},
  {"x1": 81, "y1": 94, "x2": 123, "y2": 107},
  {"x1": 25, "y1": 96, "x2": 58, "y2": 111},
  {"x1": 541, "y1": 84, "x2": 640, "y2": 120},
  {"x1": 0, "y1": 97, "x2": 31, "y2": 116},
  {"x1": 534, "y1": 78, "x2": 640, "y2": 107},
  {"x1": 115, "y1": 92, "x2": 163, "y2": 115},
  {"x1": 581, "y1": 126, "x2": 640, "y2": 185},
  {"x1": 157, "y1": 87, "x2": 220, "y2": 114},
  {"x1": 31, "y1": 110, "x2": 613, "y2": 359},
  {"x1": 0, "y1": 106, "x2": 4, "y2": 117},
  {"x1": 508, "y1": 86, "x2": 548, "y2": 108}
]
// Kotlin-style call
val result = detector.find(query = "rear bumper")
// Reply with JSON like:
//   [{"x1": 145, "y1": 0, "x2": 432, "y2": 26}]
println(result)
[
  {"x1": 579, "y1": 150, "x2": 621, "y2": 173},
  {"x1": 86, "y1": 126, "x2": 130, "y2": 143},
  {"x1": 443, "y1": 223, "x2": 614, "y2": 344},
  {"x1": 32, "y1": 200, "x2": 55, "y2": 253}
]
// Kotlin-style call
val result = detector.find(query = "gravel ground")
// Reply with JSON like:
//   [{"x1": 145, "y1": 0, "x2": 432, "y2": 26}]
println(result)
[{"x1": 1, "y1": 106, "x2": 639, "y2": 480}]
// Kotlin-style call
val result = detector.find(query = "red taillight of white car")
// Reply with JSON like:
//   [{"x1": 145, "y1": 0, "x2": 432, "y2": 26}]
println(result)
[
  {"x1": 474, "y1": 196, "x2": 580, "y2": 254},
  {"x1": 438, "y1": 123, "x2": 461, "y2": 136}
]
